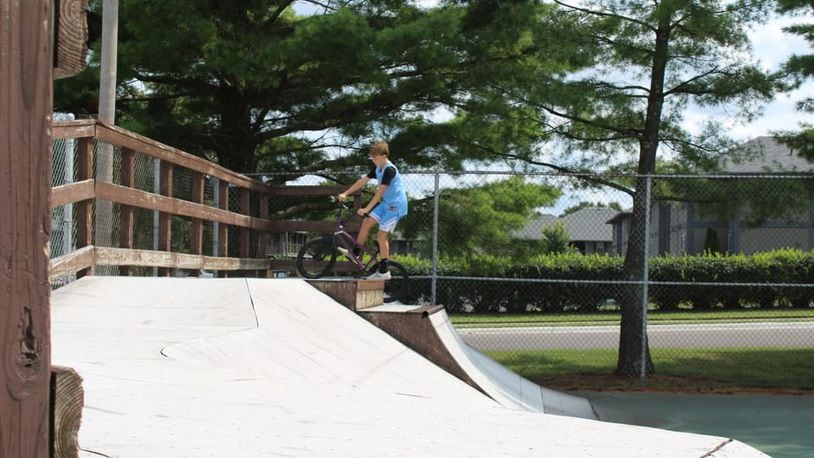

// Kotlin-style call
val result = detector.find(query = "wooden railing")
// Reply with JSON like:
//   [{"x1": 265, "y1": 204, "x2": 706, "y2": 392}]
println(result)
[{"x1": 48, "y1": 119, "x2": 359, "y2": 281}]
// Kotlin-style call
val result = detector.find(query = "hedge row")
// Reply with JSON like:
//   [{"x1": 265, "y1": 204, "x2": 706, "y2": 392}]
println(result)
[{"x1": 395, "y1": 249, "x2": 814, "y2": 313}]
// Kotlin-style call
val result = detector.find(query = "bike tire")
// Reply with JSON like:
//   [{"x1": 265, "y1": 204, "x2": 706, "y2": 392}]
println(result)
[
  {"x1": 382, "y1": 260, "x2": 408, "y2": 303},
  {"x1": 296, "y1": 236, "x2": 337, "y2": 279}
]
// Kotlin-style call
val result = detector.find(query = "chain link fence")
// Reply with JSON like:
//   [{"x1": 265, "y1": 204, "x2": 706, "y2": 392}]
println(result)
[
  {"x1": 51, "y1": 137, "x2": 814, "y2": 387},
  {"x1": 263, "y1": 168, "x2": 814, "y2": 387},
  {"x1": 50, "y1": 135, "x2": 261, "y2": 281}
]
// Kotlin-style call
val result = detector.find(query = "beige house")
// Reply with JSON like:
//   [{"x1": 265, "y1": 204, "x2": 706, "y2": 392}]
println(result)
[
  {"x1": 608, "y1": 137, "x2": 814, "y2": 256},
  {"x1": 516, "y1": 207, "x2": 619, "y2": 254}
]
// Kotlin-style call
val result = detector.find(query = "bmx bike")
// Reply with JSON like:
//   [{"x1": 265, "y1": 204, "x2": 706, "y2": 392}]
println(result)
[{"x1": 295, "y1": 201, "x2": 408, "y2": 303}]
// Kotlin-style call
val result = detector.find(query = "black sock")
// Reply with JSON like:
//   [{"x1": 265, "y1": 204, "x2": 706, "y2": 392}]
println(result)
[
  {"x1": 352, "y1": 247, "x2": 361, "y2": 257},
  {"x1": 379, "y1": 258, "x2": 389, "y2": 273}
]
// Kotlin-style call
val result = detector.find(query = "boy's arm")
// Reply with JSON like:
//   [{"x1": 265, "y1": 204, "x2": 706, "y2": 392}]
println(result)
[
  {"x1": 361, "y1": 184, "x2": 388, "y2": 214},
  {"x1": 338, "y1": 177, "x2": 370, "y2": 201}
]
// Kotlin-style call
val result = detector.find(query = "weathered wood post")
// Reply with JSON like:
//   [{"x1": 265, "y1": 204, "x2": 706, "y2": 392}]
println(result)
[
  {"x1": 190, "y1": 172, "x2": 205, "y2": 276},
  {"x1": 217, "y1": 181, "x2": 229, "y2": 277},
  {"x1": 119, "y1": 148, "x2": 135, "y2": 276},
  {"x1": 158, "y1": 162, "x2": 174, "y2": 276},
  {"x1": 1, "y1": 1, "x2": 55, "y2": 456}
]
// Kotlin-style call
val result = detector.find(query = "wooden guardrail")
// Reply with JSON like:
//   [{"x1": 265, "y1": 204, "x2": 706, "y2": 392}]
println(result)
[{"x1": 48, "y1": 119, "x2": 359, "y2": 280}]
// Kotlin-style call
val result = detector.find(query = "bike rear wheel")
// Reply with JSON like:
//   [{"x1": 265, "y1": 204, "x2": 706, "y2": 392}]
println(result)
[
  {"x1": 296, "y1": 236, "x2": 337, "y2": 279},
  {"x1": 381, "y1": 261, "x2": 408, "y2": 303}
]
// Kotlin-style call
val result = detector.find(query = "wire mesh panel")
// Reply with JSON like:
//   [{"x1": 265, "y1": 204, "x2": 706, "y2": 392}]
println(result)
[
  {"x1": 49, "y1": 132, "x2": 273, "y2": 283},
  {"x1": 386, "y1": 170, "x2": 813, "y2": 389},
  {"x1": 48, "y1": 129, "x2": 814, "y2": 389}
]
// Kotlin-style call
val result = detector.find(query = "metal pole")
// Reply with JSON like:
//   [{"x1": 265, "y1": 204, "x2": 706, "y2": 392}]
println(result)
[
  {"x1": 431, "y1": 173, "x2": 440, "y2": 305},
  {"x1": 99, "y1": 0, "x2": 118, "y2": 124},
  {"x1": 640, "y1": 175, "x2": 652, "y2": 385},
  {"x1": 64, "y1": 116, "x2": 75, "y2": 256},
  {"x1": 96, "y1": 0, "x2": 118, "y2": 253}
]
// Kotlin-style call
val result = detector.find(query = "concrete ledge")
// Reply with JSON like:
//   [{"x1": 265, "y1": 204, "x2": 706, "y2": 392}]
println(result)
[{"x1": 306, "y1": 278, "x2": 384, "y2": 310}]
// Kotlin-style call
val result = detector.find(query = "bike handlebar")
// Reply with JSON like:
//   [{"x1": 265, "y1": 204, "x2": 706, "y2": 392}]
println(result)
[{"x1": 330, "y1": 196, "x2": 369, "y2": 217}]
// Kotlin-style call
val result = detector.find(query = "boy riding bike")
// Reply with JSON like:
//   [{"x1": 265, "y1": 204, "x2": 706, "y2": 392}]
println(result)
[{"x1": 337, "y1": 141, "x2": 408, "y2": 279}]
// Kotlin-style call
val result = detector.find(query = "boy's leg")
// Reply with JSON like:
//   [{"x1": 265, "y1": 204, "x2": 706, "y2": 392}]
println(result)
[
  {"x1": 357, "y1": 216, "x2": 375, "y2": 245},
  {"x1": 367, "y1": 206, "x2": 400, "y2": 276},
  {"x1": 339, "y1": 216, "x2": 376, "y2": 259},
  {"x1": 376, "y1": 230, "x2": 390, "y2": 273}
]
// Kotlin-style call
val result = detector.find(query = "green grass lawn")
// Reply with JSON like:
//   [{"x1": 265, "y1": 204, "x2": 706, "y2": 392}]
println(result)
[
  {"x1": 487, "y1": 347, "x2": 814, "y2": 393},
  {"x1": 451, "y1": 309, "x2": 814, "y2": 327},
  {"x1": 452, "y1": 309, "x2": 814, "y2": 392}
]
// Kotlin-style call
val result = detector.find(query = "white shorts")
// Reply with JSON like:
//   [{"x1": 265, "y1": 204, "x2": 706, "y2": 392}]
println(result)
[{"x1": 370, "y1": 204, "x2": 402, "y2": 233}]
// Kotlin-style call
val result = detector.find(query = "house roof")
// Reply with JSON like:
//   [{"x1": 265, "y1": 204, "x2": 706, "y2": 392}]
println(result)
[
  {"x1": 721, "y1": 136, "x2": 814, "y2": 173},
  {"x1": 606, "y1": 211, "x2": 632, "y2": 224},
  {"x1": 514, "y1": 207, "x2": 619, "y2": 242},
  {"x1": 559, "y1": 207, "x2": 619, "y2": 242},
  {"x1": 514, "y1": 213, "x2": 558, "y2": 240}
]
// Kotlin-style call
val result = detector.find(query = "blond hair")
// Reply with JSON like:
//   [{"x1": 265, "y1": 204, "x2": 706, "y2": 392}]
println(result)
[{"x1": 370, "y1": 141, "x2": 389, "y2": 157}]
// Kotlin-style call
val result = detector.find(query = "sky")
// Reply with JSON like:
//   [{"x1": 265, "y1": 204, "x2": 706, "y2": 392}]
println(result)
[{"x1": 689, "y1": 13, "x2": 813, "y2": 141}]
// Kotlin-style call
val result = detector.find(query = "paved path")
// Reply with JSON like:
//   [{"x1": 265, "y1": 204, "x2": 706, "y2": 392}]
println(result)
[{"x1": 457, "y1": 322, "x2": 814, "y2": 351}]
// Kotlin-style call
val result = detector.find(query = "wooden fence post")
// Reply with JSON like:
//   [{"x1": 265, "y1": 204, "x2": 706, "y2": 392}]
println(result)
[
  {"x1": 258, "y1": 194, "x2": 269, "y2": 277},
  {"x1": 158, "y1": 162, "x2": 173, "y2": 276},
  {"x1": 75, "y1": 137, "x2": 94, "y2": 277},
  {"x1": 217, "y1": 181, "x2": 229, "y2": 277},
  {"x1": 240, "y1": 188, "x2": 251, "y2": 276},
  {"x1": 1, "y1": 0, "x2": 54, "y2": 455},
  {"x1": 190, "y1": 172, "x2": 205, "y2": 276},
  {"x1": 119, "y1": 148, "x2": 135, "y2": 275}
]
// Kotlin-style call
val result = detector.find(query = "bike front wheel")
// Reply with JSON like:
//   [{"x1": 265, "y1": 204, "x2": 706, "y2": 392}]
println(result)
[
  {"x1": 296, "y1": 236, "x2": 337, "y2": 279},
  {"x1": 382, "y1": 261, "x2": 408, "y2": 304}
]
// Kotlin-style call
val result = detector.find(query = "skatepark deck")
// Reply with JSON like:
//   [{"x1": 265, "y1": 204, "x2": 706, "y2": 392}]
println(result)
[{"x1": 51, "y1": 277, "x2": 768, "y2": 457}]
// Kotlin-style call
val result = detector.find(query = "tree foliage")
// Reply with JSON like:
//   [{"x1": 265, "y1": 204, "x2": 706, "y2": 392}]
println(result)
[
  {"x1": 400, "y1": 177, "x2": 560, "y2": 258},
  {"x1": 775, "y1": 0, "x2": 814, "y2": 159},
  {"x1": 490, "y1": 0, "x2": 779, "y2": 377},
  {"x1": 561, "y1": 201, "x2": 623, "y2": 216},
  {"x1": 54, "y1": 0, "x2": 567, "y2": 176},
  {"x1": 540, "y1": 221, "x2": 573, "y2": 254}
]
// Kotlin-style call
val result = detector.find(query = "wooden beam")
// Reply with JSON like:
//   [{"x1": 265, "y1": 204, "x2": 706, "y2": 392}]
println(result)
[
  {"x1": 95, "y1": 122, "x2": 270, "y2": 193},
  {"x1": 53, "y1": 0, "x2": 88, "y2": 79},
  {"x1": 93, "y1": 182, "x2": 272, "y2": 231},
  {"x1": 50, "y1": 366, "x2": 83, "y2": 458},
  {"x1": 48, "y1": 246, "x2": 96, "y2": 282},
  {"x1": 50, "y1": 179, "x2": 94, "y2": 208},
  {"x1": 267, "y1": 185, "x2": 350, "y2": 196},
  {"x1": 95, "y1": 247, "x2": 270, "y2": 271},
  {"x1": 0, "y1": 0, "x2": 53, "y2": 454},
  {"x1": 269, "y1": 220, "x2": 361, "y2": 234},
  {"x1": 49, "y1": 120, "x2": 96, "y2": 139}
]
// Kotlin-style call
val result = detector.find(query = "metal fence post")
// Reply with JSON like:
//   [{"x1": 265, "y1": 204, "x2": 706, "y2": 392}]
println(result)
[
  {"x1": 431, "y1": 172, "x2": 440, "y2": 305},
  {"x1": 64, "y1": 133, "x2": 75, "y2": 256},
  {"x1": 640, "y1": 174, "x2": 652, "y2": 385}
]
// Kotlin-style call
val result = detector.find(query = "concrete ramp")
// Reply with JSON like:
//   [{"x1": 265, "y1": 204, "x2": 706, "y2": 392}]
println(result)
[{"x1": 51, "y1": 277, "x2": 768, "y2": 457}]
